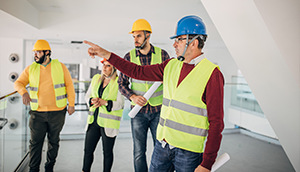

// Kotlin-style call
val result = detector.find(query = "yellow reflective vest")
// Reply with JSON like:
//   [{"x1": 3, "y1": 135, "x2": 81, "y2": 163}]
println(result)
[
  {"x1": 157, "y1": 58, "x2": 220, "y2": 153},
  {"x1": 29, "y1": 59, "x2": 67, "y2": 110},
  {"x1": 130, "y1": 46, "x2": 163, "y2": 106},
  {"x1": 88, "y1": 74, "x2": 123, "y2": 129}
]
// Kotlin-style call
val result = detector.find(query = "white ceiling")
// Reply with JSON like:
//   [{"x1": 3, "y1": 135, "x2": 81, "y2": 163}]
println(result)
[{"x1": 0, "y1": 0, "x2": 223, "y2": 56}]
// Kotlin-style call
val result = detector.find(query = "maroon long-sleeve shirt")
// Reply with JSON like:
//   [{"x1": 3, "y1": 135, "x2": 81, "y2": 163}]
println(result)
[{"x1": 108, "y1": 53, "x2": 224, "y2": 170}]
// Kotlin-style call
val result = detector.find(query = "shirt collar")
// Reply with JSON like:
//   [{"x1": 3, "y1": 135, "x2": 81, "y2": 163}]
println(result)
[
  {"x1": 135, "y1": 44, "x2": 155, "y2": 56},
  {"x1": 188, "y1": 54, "x2": 205, "y2": 66},
  {"x1": 41, "y1": 58, "x2": 52, "y2": 67}
]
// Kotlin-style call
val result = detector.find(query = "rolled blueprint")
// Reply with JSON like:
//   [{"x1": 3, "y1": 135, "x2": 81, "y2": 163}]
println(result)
[
  {"x1": 128, "y1": 82, "x2": 162, "y2": 118},
  {"x1": 211, "y1": 152, "x2": 230, "y2": 172}
]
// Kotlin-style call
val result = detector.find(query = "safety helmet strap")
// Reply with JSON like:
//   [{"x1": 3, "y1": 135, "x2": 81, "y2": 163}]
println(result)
[
  {"x1": 136, "y1": 31, "x2": 150, "y2": 50},
  {"x1": 177, "y1": 35, "x2": 200, "y2": 61}
]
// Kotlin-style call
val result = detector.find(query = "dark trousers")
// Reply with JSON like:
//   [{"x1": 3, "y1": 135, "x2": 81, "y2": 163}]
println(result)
[
  {"x1": 28, "y1": 108, "x2": 66, "y2": 172},
  {"x1": 82, "y1": 123, "x2": 116, "y2": 172}
]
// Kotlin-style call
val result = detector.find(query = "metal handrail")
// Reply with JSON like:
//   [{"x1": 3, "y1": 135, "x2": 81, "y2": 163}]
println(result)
[
  {"x1": 0, "y1": 117, "x2": 8, "y2": 130},
  {"x1": 0, "y1": 86, "x2": 32, "y2": 101},
  {"x1": 0, "y1": 90, "x2": 17, "y2": 101},
  {"x1": 13, "y1": 151, "x2": 30, "y2": 172}
]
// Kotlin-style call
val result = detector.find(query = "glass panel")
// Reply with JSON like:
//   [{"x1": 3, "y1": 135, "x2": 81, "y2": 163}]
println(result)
[
  {"x1": 230, "y1": 76, "x2": 264, "y2": 114},
  {"x1": 0, "y1": 92, "x2": 30, "y2": 172},
  {"x1": 64, "y1": 64, "x2": 80, "y2": 80}
]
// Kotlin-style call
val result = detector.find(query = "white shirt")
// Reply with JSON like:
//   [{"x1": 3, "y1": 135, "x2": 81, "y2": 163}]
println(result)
[{"x1": 85, "y1": 79, "x2": 124, "y2": 137}]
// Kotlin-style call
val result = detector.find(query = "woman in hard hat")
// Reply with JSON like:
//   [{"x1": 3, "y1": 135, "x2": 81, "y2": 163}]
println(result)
[{"x1": 82, "y1": 58, "x2": 124, "y2": 172}]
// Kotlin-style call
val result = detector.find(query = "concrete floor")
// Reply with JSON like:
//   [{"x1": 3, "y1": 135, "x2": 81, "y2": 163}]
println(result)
[
  {"x1": 30, "y1": 131, "x2": 295, "y2": 172},
  {"x1": 21, "y1": 110, "x2": 295, "y2": 172}
]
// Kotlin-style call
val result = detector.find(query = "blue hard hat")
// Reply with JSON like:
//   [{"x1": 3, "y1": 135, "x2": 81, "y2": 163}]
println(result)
[{"x1": 170, "y1": 15, "x2": 207, "y2": 39}]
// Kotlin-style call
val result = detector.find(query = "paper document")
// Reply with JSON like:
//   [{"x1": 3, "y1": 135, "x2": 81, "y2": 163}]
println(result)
[
  {"x1": 211, "y1": 153, "x2": 230, "y2": 172},
  {"x1": 128, "y1": 82, "x2": 162, "y2": 118}
]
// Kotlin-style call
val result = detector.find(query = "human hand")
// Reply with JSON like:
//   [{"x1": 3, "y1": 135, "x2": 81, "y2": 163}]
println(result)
[
  {"x1": 68, "y1": 106, "x2": 75, "y2": 115},
  {"x1": 98, "y1": 98, "x2": 108, "y2": 106},
  {"x1": 91, "y1": 98, "x2": 101, "y2": 108},
  {"x1": 22, "y1": 92, "x2": 31, "y2": 105},
  {"x1": 130, "y1": 94, "x2": 147, "y2": 106},
  {"x1": 194, "y1": 165, "x2": 210, "y2": 172},
  {"x1": 84, "y1": 40, "x2": 111, "y2": 59},
  {"x1": 91, "y1": 98, "x2": 107, "y2": 108}
]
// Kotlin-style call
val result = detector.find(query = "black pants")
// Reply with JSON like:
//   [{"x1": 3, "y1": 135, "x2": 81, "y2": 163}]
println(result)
[
  {"x1": 82, "y1": 122, "x2": 116, "y2": 172},
  {"x1": 28, "y1": 108, "x2": 66, "y2": 172}
]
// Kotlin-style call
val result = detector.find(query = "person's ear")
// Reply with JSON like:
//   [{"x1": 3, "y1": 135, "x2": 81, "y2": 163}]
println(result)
[{"x1": 191, "y1": 39, "x2": 198, "y2": 49}]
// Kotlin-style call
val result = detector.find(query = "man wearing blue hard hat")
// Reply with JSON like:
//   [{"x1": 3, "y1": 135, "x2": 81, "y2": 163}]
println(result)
[{"x1": 84, "y1": 15, "x2": 224, "y2": 172}]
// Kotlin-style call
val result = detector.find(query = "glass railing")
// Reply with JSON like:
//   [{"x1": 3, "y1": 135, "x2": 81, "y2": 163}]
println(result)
[
  {"x1": 0, "y1": 90, "x2": 30, "y2": 172},
  {"x1": 230, "y1": 76, "x2": 264, "y2": 114}
]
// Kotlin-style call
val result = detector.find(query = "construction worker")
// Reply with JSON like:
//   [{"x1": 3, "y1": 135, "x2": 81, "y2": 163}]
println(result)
[
  {"x1": 14, "y1": 39, "x2": 75, "y2": 172},
  {"x1": 82, "y1": 58, "x2": 124, "y2": 172},
  {"x1": 84, "y1": 14, "x2": 224, "y2": 172},
  {"x1": 117, "y1": 19, "x2": 170, "y2": 172}
]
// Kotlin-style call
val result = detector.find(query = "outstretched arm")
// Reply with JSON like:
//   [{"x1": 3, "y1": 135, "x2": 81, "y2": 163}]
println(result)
[
  {"x1": 84, "y1": 40, "x2": 169, "y2": 82},
  {"x1": 84, "y1": 40, "x2": 111, "y2": 60}
]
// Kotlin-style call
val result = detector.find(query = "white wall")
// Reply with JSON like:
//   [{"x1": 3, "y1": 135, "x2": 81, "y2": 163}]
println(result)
[
  {"x1": 201, "y1": 0, "x2": 300, "y2": 171},
  {"x1": 0, "y1": 38, "x2": 27, "y2": 171},
  {"x1": 0, "y1": 38, "x2": 24, "y2": 96}
]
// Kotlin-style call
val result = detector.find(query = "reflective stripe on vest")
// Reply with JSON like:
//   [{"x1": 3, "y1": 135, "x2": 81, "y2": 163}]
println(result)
[
  {"x1": 87, "y1": 74, "x2": 123, "y2": 129},
  {"x1": 99, "y1": 112, "x2": 122, "y2": 121},
  {"x1": 162, "y1": 98, "x2": 207, "y2": 117},
  {"x1": 29, "y1": 59, "x2": 67, "y2": 110},
  {"x1": 30, "y1": 87, "x2": 38, "y2": 91},
  {"x1": 54, "y1": 83, "x2": 66, "y2": 89},
  {"x1": 159, "y1": 117, "x2": 208, "y2": 137},
  {"x1": 131, "y1": 79, "x2": 155, "y2": 84},
  {"x1": 157, "y1": 58, "x2": 219, "y2": 153},
  {"x1": 129, "y1": 46, "x2": 163, "y2": 106}
]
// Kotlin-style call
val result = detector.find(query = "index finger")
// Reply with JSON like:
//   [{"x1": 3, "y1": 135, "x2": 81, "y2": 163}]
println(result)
[{"x1": 83, "y1": 40, "x2": 97, "y2": 47}]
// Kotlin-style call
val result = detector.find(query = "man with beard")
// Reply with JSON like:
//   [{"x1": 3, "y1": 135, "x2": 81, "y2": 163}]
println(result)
[
  {"x1": 14, "y1": 39, "x2": 75, "y2": 172},
  {"x1": 118, "y1": 19, "x2": 170, "y2": 172}
]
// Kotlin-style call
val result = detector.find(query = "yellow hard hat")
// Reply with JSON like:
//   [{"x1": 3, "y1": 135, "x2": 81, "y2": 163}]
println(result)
[
  {"x1": 32, "y1": 39, "x2": 51, "y2": 51},
  {"x1": 129, "y1": 19, "x2": 152, "y2": 34}
]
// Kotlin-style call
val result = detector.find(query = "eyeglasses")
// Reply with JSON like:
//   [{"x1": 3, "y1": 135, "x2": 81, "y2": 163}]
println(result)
[
  {"x1": 33, "y1": 51, "x2": 43, "y2": 54},
  {"x1": 174, "y1": 37, "x2": 188, "y2": 43}
]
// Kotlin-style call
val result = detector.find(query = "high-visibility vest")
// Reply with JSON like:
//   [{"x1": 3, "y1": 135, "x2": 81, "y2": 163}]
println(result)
[
  {"x1": 130, "y1": 46, "x2": 163, "y2": 106},
  {"x1": 87, "y1": 74, "x2": 123, "y2": 129},
  {"x1": 29, "y1": 59, "x2": 67, "y2": 110},
  {"x1": 157, "y1": 58, "x2": 220, "y2": 153}
]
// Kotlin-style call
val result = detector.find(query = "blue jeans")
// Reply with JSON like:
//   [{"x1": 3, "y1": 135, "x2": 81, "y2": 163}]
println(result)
[
  {"x1": 131, "y1": 111, "x2": 160, "y2": 172},
  {"x1": 149, "y1": 140, "x2": 203, "y2": 172}
]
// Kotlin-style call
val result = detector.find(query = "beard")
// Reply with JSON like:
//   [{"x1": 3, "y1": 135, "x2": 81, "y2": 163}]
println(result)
[
  {"x1": 135, "y1": 40, "x2": 147, "y2": 50},
  {"x1": 35, "y1": 55, "x2": 46, "y2": 64}
]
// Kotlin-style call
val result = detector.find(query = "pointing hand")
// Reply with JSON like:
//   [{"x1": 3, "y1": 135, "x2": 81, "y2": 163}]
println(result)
[{"x1": 84, "y1": 40, "x2": 111, "y2": 60}]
